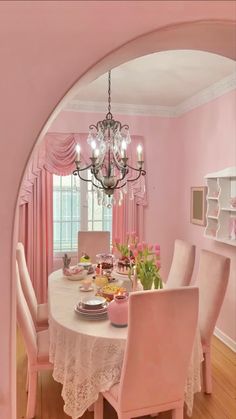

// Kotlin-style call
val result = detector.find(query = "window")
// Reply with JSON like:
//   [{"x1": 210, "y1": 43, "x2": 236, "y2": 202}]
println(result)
[{"x1": 53, "y1": 174, "x2": 112, "y2": 253}]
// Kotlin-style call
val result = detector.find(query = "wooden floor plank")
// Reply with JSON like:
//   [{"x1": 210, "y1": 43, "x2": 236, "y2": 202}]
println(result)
[{"x1": 17, "y1": 333, "x2": 236, "y2": 419}]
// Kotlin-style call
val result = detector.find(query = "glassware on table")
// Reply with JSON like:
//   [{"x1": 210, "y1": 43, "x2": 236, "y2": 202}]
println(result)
[{"x1": 96, "y1": 253, "x2": 114, "y2": 273}]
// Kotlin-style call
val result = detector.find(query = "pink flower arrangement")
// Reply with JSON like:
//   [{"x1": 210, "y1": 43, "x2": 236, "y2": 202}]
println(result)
[{"x1": 113, "y1": 233, "x2": 162, "y2": 290}]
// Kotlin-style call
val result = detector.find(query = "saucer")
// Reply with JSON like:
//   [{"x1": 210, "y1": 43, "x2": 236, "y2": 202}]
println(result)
[{"x1": 79, "y1": 286, "x2": 94, "y2": 292}]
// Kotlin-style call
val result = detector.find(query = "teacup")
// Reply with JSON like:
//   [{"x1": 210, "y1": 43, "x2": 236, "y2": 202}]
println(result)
[{"x1": 81, "y1": 278, "x2": 92, "y2": 290}]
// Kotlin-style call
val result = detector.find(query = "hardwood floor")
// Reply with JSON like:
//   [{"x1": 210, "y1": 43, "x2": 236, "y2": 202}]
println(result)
[{"x1": 17, "y1": 331, "x2": 236, "y2": 419}]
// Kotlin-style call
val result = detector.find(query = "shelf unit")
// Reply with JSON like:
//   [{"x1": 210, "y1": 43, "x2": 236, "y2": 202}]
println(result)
[{"x1": 204, "y1": 167, "x2": 236, "y2": 246}]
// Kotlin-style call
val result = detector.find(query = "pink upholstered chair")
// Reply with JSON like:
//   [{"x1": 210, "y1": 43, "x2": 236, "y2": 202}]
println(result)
[
  {"x1": 16, "y1": 242, "x2": 48, "y2": 330},
  {"x1": 16, "y1": 262, "x2": 53, "y2": 419},
  {"x1": 78, "y1": 231, "x2": 110, "y2": 262},
  {"x1": 165, "y1": 239, "x2": 195, "y2": 288},
  {"x1": 94, "y1": 287, "x2": 199, "y2": 419},
  {"x1": 196, "y1": 249, "x2": 230, "y2": 394}
]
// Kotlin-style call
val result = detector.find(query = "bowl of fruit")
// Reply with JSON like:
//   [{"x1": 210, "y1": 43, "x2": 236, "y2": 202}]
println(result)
[{"x1": 101, "y1": 284, "x2": 127, "y2": 301}]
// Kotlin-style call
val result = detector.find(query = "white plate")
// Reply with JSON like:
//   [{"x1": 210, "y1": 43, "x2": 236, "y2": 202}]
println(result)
[{"x1": 82, "y1": 296, "x2": 106, "y2": 308}]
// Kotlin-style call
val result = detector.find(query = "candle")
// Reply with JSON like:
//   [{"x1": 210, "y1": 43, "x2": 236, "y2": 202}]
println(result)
[
  {"x1": 121, "y1": 140, "x2": 127, "y2": 158},
  {"x1": 137, "y1": 144, "x2": 142, "y2": 161},
  {"x1": 76, "y1": 144, "x2": 81, "y2": 161},
  {"x1": 94, "y1": 148, "x2": 99, "y2": 158},
  {"x1": 91, "y1": 140, "x2": 96, "y2": 157}
]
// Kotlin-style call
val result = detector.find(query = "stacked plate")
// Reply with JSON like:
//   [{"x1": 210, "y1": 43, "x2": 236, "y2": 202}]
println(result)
[{"x1": 74, "y1": 296, "x2": 108, "y2": 320}]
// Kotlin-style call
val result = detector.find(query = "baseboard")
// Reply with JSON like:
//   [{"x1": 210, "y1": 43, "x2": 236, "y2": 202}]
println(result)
[{"x1": 214, "y1": 327, "x2": 236, "y2": 352}]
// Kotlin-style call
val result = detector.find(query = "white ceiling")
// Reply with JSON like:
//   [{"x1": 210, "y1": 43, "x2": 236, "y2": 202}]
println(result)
[{"x1": 71, "y1": 50, "x2": 236, "y2": 108}]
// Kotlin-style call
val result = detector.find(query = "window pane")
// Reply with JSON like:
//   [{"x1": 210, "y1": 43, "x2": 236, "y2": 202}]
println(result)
[
  {"x1": 53, "y1": 191, "x2": 61, "y2": 221},
  {"x1": 61, "y1": 222, "x2": 72, "y2": 250},
  {"x1": 61, "y1": 175, "x2": 72, "y2": 187},
  {"x1": 61, "y1": 191, "x2": 72, "y2": 221},
  {"x1": 53, "y1": 175, "x2": 112, "y2": 253},
  {"x1": 94, "y1": 221, "x2": 102, "y2": 230},
  {"x1": 53, "y1": 174, "x2": 61, "y2": 187}
]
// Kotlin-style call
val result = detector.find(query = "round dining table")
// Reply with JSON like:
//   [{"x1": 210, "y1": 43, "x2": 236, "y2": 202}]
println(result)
[{"x1": 48, "y1": 269, "x2": 203, "y2": 419}]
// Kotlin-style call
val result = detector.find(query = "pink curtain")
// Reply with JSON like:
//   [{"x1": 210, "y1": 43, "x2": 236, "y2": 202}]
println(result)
[
  {"x1": 19, "y1": 169, "x2": 53, "y2": 303},
  {"x1": 18, "y1": 133, "x2": 85, "y2": 303},
  {"x1": 112, "y1": 135, "x2": 147, "y2": 243}
]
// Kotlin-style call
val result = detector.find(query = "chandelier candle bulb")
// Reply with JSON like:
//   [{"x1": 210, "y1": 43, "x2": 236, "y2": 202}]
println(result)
[
  {"x1": 121, "y1": 140, "x2": 127, "y2": 158},
  {"x1": 76, "y1": 144, "x2": 81, "y2": 162},
  {"x1": 137, "y1": 144, "x2": 143, "y2": 161}
]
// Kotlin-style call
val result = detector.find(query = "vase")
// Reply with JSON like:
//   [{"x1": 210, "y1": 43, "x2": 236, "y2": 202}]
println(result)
[{"x1": 107, "y1": 294, "x2": 129, "y2": 327}]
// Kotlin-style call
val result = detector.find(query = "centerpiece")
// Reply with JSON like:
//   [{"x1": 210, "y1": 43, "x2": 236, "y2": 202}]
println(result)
[
  {"x1": 133, "y1": 242, "x2": 163, "y2": 290},
  {"x1": 113, "y1": 234, "x2": 163, "y2": 290}
]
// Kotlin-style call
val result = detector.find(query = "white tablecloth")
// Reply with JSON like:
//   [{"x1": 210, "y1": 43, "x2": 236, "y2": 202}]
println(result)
[{"x1": 48, "y1": 270, "x2": 203, "y2": 419}]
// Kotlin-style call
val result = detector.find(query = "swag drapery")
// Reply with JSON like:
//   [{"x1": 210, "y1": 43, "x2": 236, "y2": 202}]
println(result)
[{"x1": 18, "y1": 133, "x2": 147, "y2": 303}]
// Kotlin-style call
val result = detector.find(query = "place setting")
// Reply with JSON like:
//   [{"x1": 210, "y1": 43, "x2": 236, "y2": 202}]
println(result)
[{"x1": 74, "y1": 296, "x2": 108, "y2": 320}]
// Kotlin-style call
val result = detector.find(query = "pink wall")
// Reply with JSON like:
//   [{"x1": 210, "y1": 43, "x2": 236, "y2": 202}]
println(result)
[
  {"x1": 177, "y1": 90, "x2": 236, "y2": 341},
  {"x1": 0, "y1": 1, "x2": 235, "y2": 417}
]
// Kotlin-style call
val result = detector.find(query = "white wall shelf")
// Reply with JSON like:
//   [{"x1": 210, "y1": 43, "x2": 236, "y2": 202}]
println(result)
[{"x1": 204, "y1": 167, "x2": 236, "y2": 247}]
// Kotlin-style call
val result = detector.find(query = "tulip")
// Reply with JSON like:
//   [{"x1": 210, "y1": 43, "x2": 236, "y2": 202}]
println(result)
[
  {"x1": 156, "y1": 260, "x2": 161, "y2": 269},
  {"x1": 148, "y1": 244, "x2": 153, "y2": 251},
  {"x1": 129, "y1": 243, "x2": 135, "y2": 251},
  {"x1": 155, "y1": 250, "x2": 160, "y2": 256},
  {"x1": 133, "y1": 249, "x2": 139, "y2": 258},
  {"x1": 155, "y1": 244, "x2": 160, "y2": 251},
  {"x1": 137, "y1": 243, "x2": 143, "y2": 251},
  {"x1": 114, "y1": 237, "x2": 120, "y2": 243}
]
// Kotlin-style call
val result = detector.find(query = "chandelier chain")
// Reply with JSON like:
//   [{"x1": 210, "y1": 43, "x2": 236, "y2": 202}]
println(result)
[{"x1": 108, "y1": 70, "x2": 111, "y2": 114}]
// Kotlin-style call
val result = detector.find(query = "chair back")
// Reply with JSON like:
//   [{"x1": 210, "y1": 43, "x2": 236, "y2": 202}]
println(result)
[
  {"x1": 78, "y1": 231, "x2": 110, "y2": 263},
  {"x1": 196, "y1": 249, "x2": 230, "y2": 346},
  {"x1": 166, "y1": 239, "x2": 195, "y2": 287},
  {"x1": 118, "y1": 287, "x2": 199, "y2": 412},
  {"x1": 16, "y1": 242, "x2": 37, "y2": 323},
  {"x1": 16, "y1": 262, "x2": 37, "y2": 364}
]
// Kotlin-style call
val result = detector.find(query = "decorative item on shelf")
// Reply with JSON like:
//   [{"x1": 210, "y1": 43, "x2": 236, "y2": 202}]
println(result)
[
  {"x1": 72, "y1": 70, "x2": 146, "y2": 207},
  {"x1": 132, "y1": 242, "x2": 163, "y2": 290},
  {"x1": 107, "y1": 293, "x2": 129, "y2": 327}
]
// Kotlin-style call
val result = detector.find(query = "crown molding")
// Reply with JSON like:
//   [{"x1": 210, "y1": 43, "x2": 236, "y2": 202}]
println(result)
[
  {"x1": 175, "y1": 72, "x2": 236, "y2": 116},
  {"x1": 64, "y1": 72, "x2": 236, "y2": 118}
]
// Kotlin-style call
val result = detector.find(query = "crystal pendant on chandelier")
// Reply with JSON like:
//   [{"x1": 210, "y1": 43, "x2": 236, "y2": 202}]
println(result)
[{"x1": 73, "y1": 70, "x2": 146, "y2": 201}]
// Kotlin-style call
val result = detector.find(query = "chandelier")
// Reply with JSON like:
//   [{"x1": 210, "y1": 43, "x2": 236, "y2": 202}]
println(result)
[{"x1": 73, "y1": 70, "x2": 146, "y2": 199}]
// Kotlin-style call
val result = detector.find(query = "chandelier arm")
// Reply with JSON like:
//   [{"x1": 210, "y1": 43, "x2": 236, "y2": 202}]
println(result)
[
  {"x1": 73, "y1": 171, "x2": 93, "y2": 183},
  {"x1": 126, "y1": 169, "x2": 146, "y2": 183},
  {"x1": 126, "y1": 164, "x2": 146, "y2": 174},
  {"x1": 112, "y1": 149, "x2": 128, "y2": 170},
  {"x1": 73, "y1": 163, "x2": 93, "y2": 173}
]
